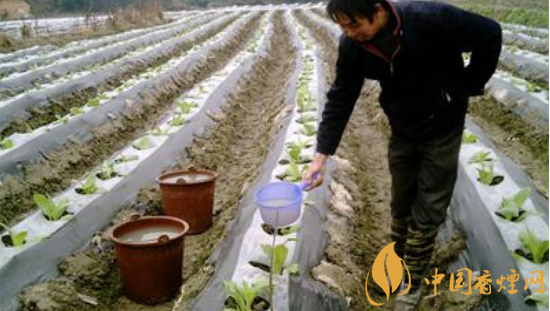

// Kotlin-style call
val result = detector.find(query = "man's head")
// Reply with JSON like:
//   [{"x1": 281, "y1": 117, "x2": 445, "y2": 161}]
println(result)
[{"x1": 326, "y1": 0, "x2": 390, "y2": 42}]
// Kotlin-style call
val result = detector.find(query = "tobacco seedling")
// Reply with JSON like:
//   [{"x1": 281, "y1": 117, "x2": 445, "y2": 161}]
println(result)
[
  {"x1": 284, "y1": 158, "x2": 303, "y2": 182},
  {"x1": 54, "y1": 114, "x2": 70, "y2": 124},
  {"x1": 468, "y1": 151, "x2": 493, "y2": 165},
  {"x1": 518, "y1": 229, "x2": 549, "y2": 264},
  {"x1": 98, "y1": 160, "x2": 116, "y2": 179},
  {"x1": 477, "y1": 163, "x2": 495, "y2": 185},
  {"x1": 87, "y1": 98, "x2": 101, "y2": 108},
  {"x1": 526, "y1": 83, "x2": 539, "y2": 93},
  {"x1": 33, "y1": 194, "x2": 70, "y2": 221},
  {"x1": 287, "y1": 263, "x2": 299, "y2": 275},
  {"x1": 149, "y1": 127, "x2": 171, "y2": 136},
  {"x1": 247, "y1": 41, "x2": 258, "y2": 52},
  {"x1": 280, "y1": 225, "x2": 301, "y2": 236},
  {"x1": 462, "y1": 132, "x2": 478, "y2": 144},
  {"x1": 1, "y1": 138, "x2": 14, "y2": 150},
  {"x1": 132, "y1": 137, "x2": 154, "y2": 150},
  {"x1": 177, "y1": 101, "x2": 197, "y2": 114},
  {"x1": 78, "y1": 175, "x2": 99, "y2": 195},
  {"x1": 286, "y1": 140, "x2": 310, "y2": 151},
  {"x1": 0, "y1": 222, "x2": 27, "y2": 247},
  {"x1": 498, "y1": 188, "x2": 531, "y2": 221},
  {"x1": 296, "y1": 115, "x2": 316, "y2": 124},
  {"x1": 301, "y1": 123, "x2": 317, "y2": 136},
  {"x1": 477, "y1": 162, "x2": 502, "y2": 186},
  {"x1": 169, "y1": 114, "x2": 186, "y2": 127},
  {"x1": 296, "y1": 89, "x2": 315, "y2": 112},
  {"x1": 525, "y1": 293, "x2": 549, "y2": 308},
  {"x1": 261, "y1": 243, "x2": 288, "y2": 275},
  {"x1": 223, "y1": 279, "x2": 269, "y2": 311},
  {"x1": 288, "y1": 144, "x2": 302, "y2": 164},
  {"x1": 70, "y1": 107, "x2": 85, "y2": 116}
]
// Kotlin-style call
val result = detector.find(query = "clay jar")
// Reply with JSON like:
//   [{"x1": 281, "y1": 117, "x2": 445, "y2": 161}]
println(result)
[
  {"x1": 156, "y1": 168, "x2": 218, "y2": 234},
  {"x1": 109, "y1": 215, "x2": 190, "y2": 304}
]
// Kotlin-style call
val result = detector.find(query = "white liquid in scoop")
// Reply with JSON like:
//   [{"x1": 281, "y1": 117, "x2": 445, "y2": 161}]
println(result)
[{"x1": 261, "y1": 199, "x2": 293, "y2": 208}]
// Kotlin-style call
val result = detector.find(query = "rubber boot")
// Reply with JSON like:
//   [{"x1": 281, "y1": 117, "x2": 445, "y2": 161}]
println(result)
[
  {"x1": 394, "y1": 223, "x2": 438, "y2": 311},
  {"x1": 391, "y1": 217, "x2": 410, "y2": 259}
]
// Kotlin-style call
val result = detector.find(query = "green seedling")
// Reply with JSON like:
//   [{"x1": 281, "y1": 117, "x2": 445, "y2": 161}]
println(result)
[
  {"x1": 0, "y1": 222, "x2": 27, "y2": 247},
  {"x1": 33, "y1": 194, "x2": 70, "y2": 221},
  {"x1": 284, "y1": 158, "x2": 303, "y2": 182},
  {"x1": 462, "y1": 132, "x2": 478, "y2": 144},
  {"x1": 526, "y1": 83, "x2": 540, "y2": 93},
  {"x1": 288, "y1": 144, "x2": 302, "y2": 164},
  {"x1": 54, "y1": 114, "x2": 70, "y2": 124},
  {"x1": 132, "y1": 137, "x2": 154, "y2": 150},
  {"x1": 149, "y1": 127, "x2": 171, "y2": 136},
  {"x1": 477, "y1": 162, "x2": 497, "y2": 185},
  {"x1": 169, "y1": 114, "x2": 186, "y2": 127},
  {"x1": 261, "y1": 243, "x2": 288, "y2": 275},
  {"x1": 287, "y1": 263, "x2": 299, "y2": 275},
  {"x1": 70, "y1": 107, "x2": 85, "y2": 116},
  {"x1": 1, "y1": 138, "x2": 14, "y2": 150},
  {"x1": 518, "y1": 229, "x2": 549, "y2": 264},
  {"x1": 525, "y1": 293, "x2": 549, "y2": 308},
  {"x1": 296, "y1": 115, "x2": 316, "y2": 124},
  {"x1": 498, "y1": 188, "x2": 531, "y2": 221},
  {"x1": 222, "y1": 279, "x2": 269, "y2": 311},
  {"x1": 97, "y1": 160, "x2": 116, "y2": 179},
  {"x1": 297, "y1": 90, "x2": 315, "y2": 112},
  {"x1": 177, "y1": 101, "x2": 197, "y2": 114},
  {"x1": 286, "y1": 139, "x2": 310, "y2": 150},
  {"x1": 77, "y1": 175, "x2": 99, "y2": 195},
  {"x1": 280, "y1": 225, "x2": 301, "y2": 236},
  {"x1": 468, "y1": 151, "x2": 493, "y2": 164},
  {"x1": 301, "y1": 123, "x2": 317, "y2": 136},
  {"x1": 115, "y1": 84, "x2": 126, "y2": 92},
  {"x1": 247, "y1": 42, "x2": 258, "y2": 52},
  {"x1": 87, "y1": 97, "x2": 101, "y2": 107},
  {"x1": 261, "y1": 236, "x2": 299, "y2": 276}
]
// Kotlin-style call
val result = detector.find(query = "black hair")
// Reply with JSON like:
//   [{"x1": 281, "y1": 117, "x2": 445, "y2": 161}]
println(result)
[{"x1": 326, "y1": 0, "x2": 390, "y2": 23}]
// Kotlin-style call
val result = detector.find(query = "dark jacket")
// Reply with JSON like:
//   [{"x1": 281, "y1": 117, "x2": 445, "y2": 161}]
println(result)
[{"x1": 316, "y1": 1, "x2": 502, "y2": 155}]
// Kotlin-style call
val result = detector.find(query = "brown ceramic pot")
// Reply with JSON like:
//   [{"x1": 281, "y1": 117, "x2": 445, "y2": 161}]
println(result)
[
  {"x1": 109, "y1": 215, "x2": 189, "y2": 304},
  {"x1": 156, "y1": 168, "x2": 218, "y2": 234}
]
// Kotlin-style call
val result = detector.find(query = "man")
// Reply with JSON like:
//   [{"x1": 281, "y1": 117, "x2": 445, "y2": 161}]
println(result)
[{"x1": 303, "y1": 0, "x2": 502, "y2": 309}]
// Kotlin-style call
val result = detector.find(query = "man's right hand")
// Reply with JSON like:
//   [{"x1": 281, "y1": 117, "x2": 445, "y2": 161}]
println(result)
[{"x1": 303, "y1": 153, "x2": 329, "y2": 190}]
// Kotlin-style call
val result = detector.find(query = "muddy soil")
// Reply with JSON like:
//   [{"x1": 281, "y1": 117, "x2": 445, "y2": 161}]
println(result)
[
  {"x1": 20, "y1": 11, "x2": 300, "y2": 311},
  {"x1": 0, "y1": 14, "x2": 261, "y2": 227},
  {"x1": 296, "y1": 10, "x2": 484, "y2": 311},
  {"x1": 0, "y1": 15, "x2": 235, "y2": 141}
]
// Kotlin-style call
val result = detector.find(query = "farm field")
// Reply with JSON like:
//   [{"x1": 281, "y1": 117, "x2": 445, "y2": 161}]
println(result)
[{"x1": 0, "y1": 2, "x2": 548, "y2": 311}]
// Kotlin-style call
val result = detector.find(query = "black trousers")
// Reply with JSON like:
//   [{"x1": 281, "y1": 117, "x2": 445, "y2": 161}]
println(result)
[{"x1": 388, "y1": 127, "x2": 463, "y2": 231}]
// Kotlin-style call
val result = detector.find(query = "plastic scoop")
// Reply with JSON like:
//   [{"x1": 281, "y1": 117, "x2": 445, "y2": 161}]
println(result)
[{"x1": 255, "y1": 173, "x2": 319, "y2": 228}]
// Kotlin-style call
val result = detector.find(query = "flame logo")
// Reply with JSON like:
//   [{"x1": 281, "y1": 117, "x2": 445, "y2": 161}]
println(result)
[{"x1": 365, "y1": 242, "x2": 411, "y2": 305}]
